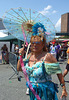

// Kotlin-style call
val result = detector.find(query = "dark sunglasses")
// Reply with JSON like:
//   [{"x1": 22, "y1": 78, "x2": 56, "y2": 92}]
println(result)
[{"x1": 31, "y1": 41, "x2": 41, "y2": 44}]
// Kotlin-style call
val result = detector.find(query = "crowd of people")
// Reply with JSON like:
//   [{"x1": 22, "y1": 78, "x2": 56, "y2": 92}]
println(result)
[
  {"x1": 1, "y1": 40, "x2": 68, "y2": 64},
  {"x1": 48, "y1": 41, "x2": 68, "y2": 61}
]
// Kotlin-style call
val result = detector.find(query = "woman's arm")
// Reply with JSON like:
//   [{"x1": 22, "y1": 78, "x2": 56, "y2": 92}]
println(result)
[
  {"x1": 17, "y1": 47, "x2": 30, "y2": 71},
  {"x1": 45, "y1": 53, "x2": 67, "y2": 97},
  {"x1": 17, "y1": 60, "x2": 22, "y2": 71},
  {"x1": 17, "y1": 47, "x2": 25, "y2": 71},
  {"x1": 57, "y1": 73, "x2": 67, "y2": 98}
]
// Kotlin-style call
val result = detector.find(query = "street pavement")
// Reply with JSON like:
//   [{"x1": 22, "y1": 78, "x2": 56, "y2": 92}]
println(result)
[{"x1": 0, "y1": 59, "x2": 69, "y2": 100}]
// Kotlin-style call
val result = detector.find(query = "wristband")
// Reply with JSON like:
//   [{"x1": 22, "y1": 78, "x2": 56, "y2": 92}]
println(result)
[
  {"x1": 62, "y1": 87, "x2": 66, "y2": 90},
  {"x1": 18, "y1": 54, "x2": 21, "y2": 60},
  {"x1": 18, "y1": 53, "x2": 22, "y2": 60},
  {"x1": 18, "y1": 56, "x2": 20, "y2": 60},
  {"x1": 60, "y1": 83, "x2": 65, "y2": 87}
]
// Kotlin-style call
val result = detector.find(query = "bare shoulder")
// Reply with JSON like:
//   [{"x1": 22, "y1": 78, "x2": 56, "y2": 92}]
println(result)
[{"x1": 45, "y1": 53, "x2": 57, "y2": 63}]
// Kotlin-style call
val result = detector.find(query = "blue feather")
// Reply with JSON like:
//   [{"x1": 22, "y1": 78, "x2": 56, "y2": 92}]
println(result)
[{"x1": 32, "y1": 22, "x2": 46, "y2": 36}]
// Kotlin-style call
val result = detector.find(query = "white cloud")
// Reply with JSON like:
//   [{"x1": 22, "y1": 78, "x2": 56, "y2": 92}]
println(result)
[
  {"x1": 0, "y1": 32, "x2": 8, "y2": 37},
  {"x1": 55, "y1": 18, "x2": 61, "y2": 28},
  {"x1": 39, "y1": 5, "x2": 52, "y2": 15},
  {"x1": 55, "y1": 18, "x2": 61, "y2": 32},
  {"x1": 52, "y1": 10, "x2": 57, "y2": 13},
  {"x1": 44, "y1": 5, "x2": 52, "y2": 11},
  {"x1": 39, "y1": 5, "x2": 57, "y2": 15},
  {"x1": 39, "y1": 10, "x2": 49, "y2": 15}
]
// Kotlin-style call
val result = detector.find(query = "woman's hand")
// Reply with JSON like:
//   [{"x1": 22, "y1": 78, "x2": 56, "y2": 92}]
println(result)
[
  {"x1": 57, "y1": 73, "x2": 67, "y2": 99},
  {"x1": 61, "y1": 89, "x2": 67, "y2": 99},
  {"x1": 19, "y1": 47, "x2": 25, "y2": 57}
]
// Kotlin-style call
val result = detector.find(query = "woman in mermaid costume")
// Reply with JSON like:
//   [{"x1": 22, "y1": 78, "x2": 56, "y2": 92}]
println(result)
[{"x1": 17, "y1": 23, "x2": 67, "y2": 100}]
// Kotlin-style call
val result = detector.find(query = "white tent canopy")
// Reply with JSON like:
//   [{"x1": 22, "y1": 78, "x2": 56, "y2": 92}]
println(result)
[{"x1": 0, "y1": 31, "x2": 8, "y2": 37}]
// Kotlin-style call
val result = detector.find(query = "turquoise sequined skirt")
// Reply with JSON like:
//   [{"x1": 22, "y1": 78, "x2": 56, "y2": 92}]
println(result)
[{"x1": 26, "y1": 81, "x2": 58, "y2": 100}]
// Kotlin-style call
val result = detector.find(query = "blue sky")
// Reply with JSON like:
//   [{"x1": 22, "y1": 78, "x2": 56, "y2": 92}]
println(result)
[{"x1": 0, "y1": 0, "x2": 69, "y2": 36}]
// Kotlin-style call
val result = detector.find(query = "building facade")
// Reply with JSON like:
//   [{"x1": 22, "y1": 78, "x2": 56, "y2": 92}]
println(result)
[{"x1": 61, "y1": 13, "x2": 69, "y2": 33}]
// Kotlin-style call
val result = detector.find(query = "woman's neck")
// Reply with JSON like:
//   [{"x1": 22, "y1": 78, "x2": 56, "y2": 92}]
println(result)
[{"x1": 31, "y1": 50, "x2": 43, "y2": 57}]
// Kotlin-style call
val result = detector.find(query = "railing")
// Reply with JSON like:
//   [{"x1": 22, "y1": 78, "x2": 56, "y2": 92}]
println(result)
[
  {"x1": 9, "y1": 52, "x2": 17, "y2": 70},
  {"x1": 9, "y1": 52, "x2": 20, "y2": 80}
]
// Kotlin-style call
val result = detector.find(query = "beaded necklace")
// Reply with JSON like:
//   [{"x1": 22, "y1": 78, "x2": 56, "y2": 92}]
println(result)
[{"x1": 28, "y1": 53, "x2": 43, "y2": 65}]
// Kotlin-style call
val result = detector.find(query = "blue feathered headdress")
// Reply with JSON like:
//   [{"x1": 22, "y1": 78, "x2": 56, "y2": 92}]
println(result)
[{"x1": 32, "y1": 22, "x2": 46, "y2": 36}]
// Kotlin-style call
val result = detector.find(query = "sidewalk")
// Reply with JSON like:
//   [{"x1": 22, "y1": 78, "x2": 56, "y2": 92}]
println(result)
[
  {"x1": 0, "y1": 64, "x2": 29, "y2": 100},
  {"x1": 0, "y1": 60, "x2": 69, "y2": 100},
  {"x1": 0, "y1": 58, "x2": 2, "y2": 63}
]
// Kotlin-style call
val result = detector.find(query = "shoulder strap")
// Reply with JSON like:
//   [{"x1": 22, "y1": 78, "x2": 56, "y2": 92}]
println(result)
[{"x1": 43, "y1": 54, "x2": 47, "y2": 62}]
